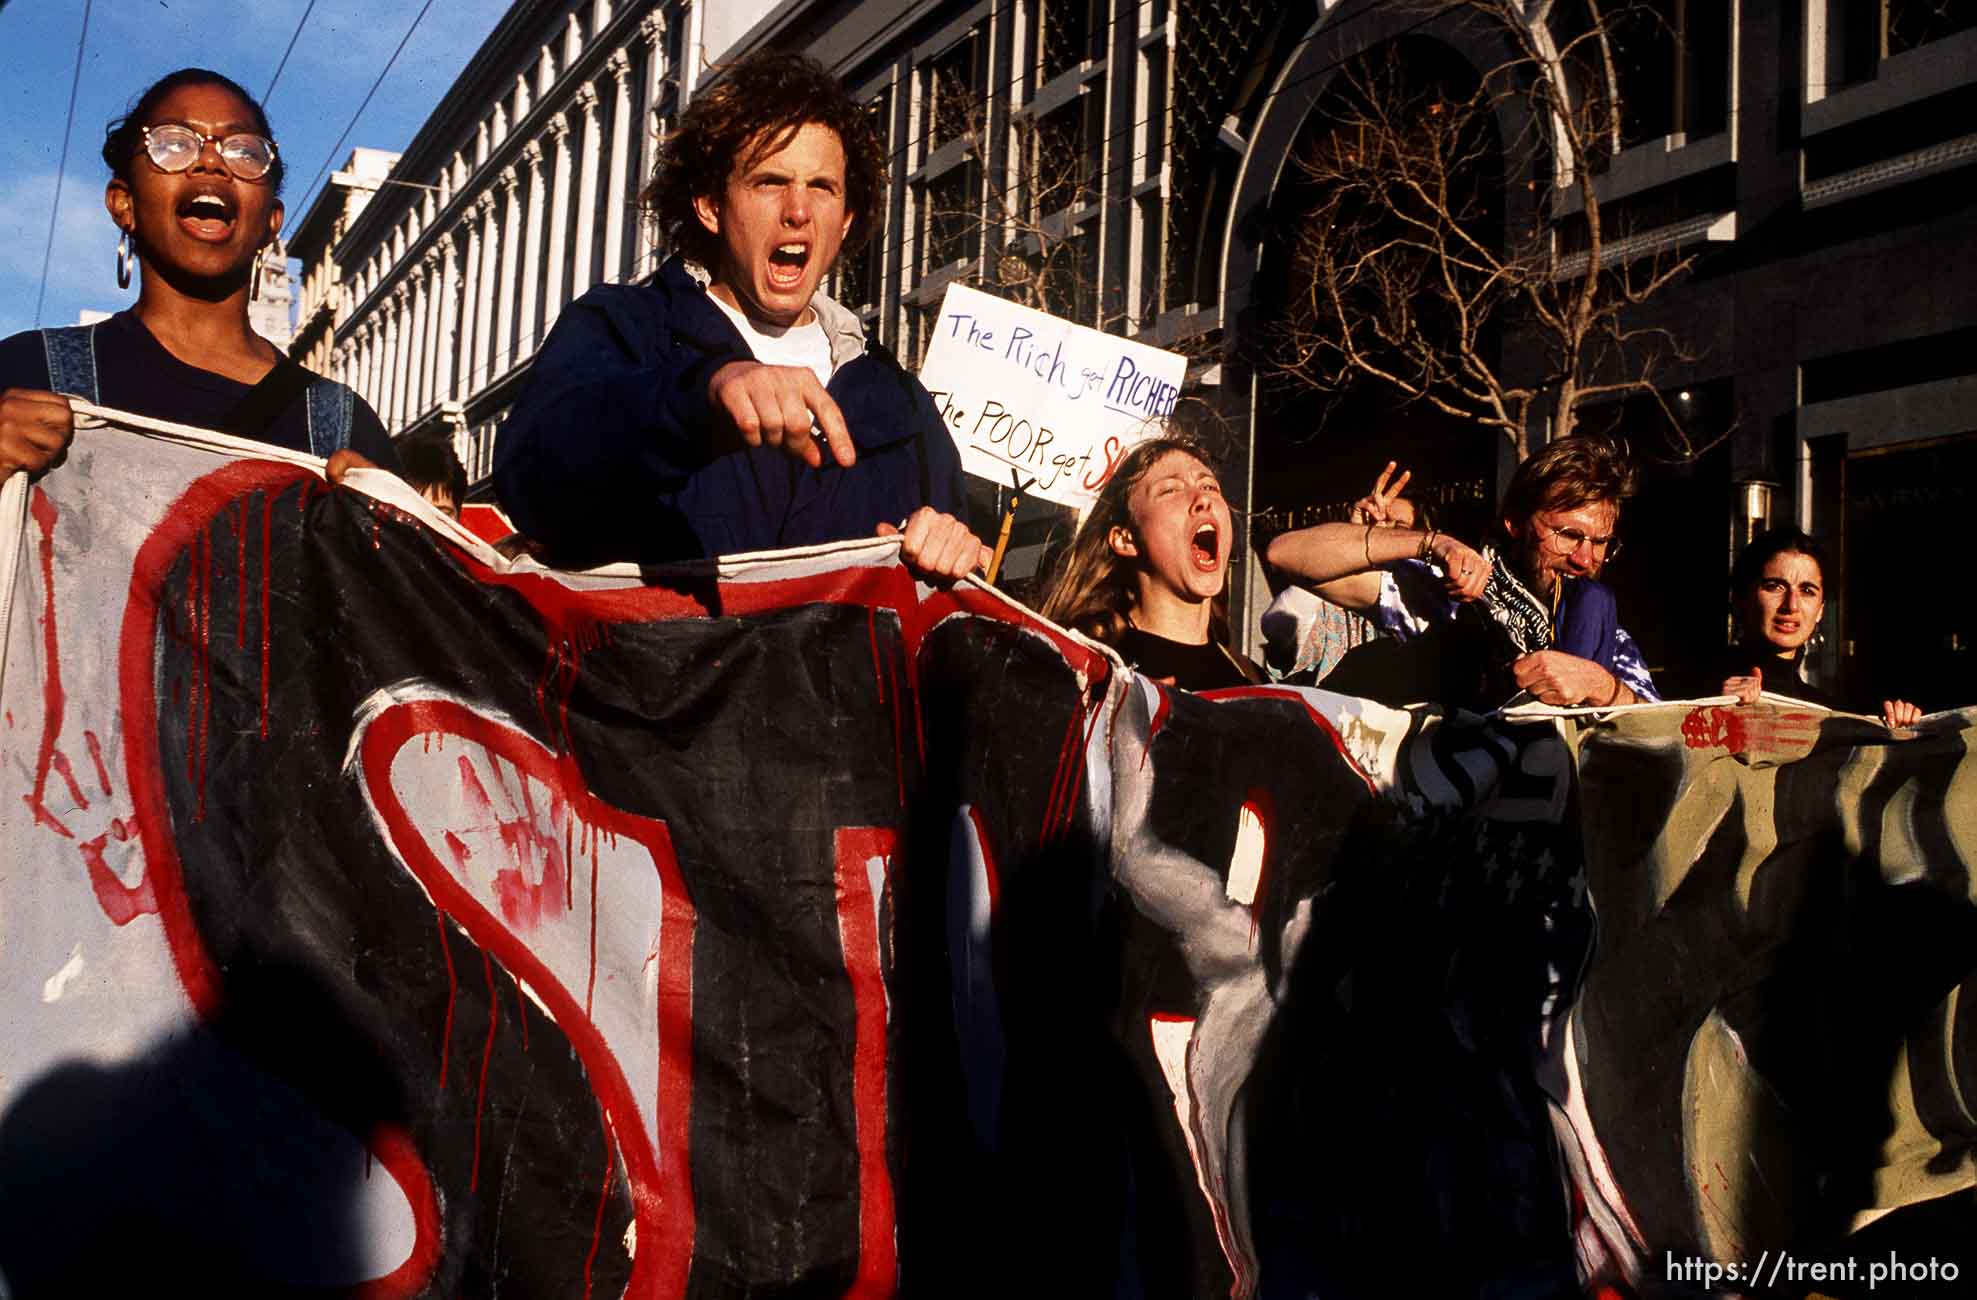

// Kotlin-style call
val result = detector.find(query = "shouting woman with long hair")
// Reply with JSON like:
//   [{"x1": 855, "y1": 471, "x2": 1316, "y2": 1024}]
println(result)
[{"x1": 1041, "y1": 434, "x2": 1260, "y2": 690}]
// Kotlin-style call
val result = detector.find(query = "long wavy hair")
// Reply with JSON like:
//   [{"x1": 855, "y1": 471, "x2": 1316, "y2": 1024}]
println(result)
[{"x1": 1039, "y1": 434, "x2": 1228, "y2": 648}]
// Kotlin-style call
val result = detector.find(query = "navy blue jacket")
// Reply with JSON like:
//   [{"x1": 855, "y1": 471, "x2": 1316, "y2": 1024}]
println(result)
[{"x1": 493, "y1": 258, "x2": 968, "y2": 566}]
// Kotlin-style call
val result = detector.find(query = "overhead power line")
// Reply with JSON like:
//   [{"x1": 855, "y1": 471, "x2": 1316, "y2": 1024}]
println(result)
[
  {"x1": 264, "y1": 0, "x2": 323, "y2": 105},
  {"x1": 34, "y1": 0, "x2": 95, "y2": 328},
  {"x1": 290, "y1": 0, "x2": 441, "y2": 221}
]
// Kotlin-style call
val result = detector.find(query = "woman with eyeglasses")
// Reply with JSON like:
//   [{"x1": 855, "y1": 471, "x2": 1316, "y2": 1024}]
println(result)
[
  {"x1": 1695, "y1": 527, "x2": 1921, "y2": 727},
  {"x1": 0, "y1": 68, "x2": 395, "y2": 480}
]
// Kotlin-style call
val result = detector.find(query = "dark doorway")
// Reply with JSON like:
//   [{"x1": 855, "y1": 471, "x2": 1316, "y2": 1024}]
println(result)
[{"x1": 1840, "y1": 433, "x2": 1977, "y2": 713}]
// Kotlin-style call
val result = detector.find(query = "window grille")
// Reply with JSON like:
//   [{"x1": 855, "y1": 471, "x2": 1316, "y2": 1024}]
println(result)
[{"x1": 1167, "y1": 0, "x2": 1274, "y2": 312}]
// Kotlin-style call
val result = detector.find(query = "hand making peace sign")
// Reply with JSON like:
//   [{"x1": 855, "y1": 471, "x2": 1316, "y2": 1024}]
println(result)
[{"x1": 1350, "y1": 460, "x2": 1411, "y2": 527}]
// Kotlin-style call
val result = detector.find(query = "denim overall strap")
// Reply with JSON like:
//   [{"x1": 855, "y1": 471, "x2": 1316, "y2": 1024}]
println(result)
[
  {"x1": 304, "y1": 380, "x2": 353, "y2": 458},
  {"x1": 39, "y1": 325, "x2": 100, "y2": 404}
]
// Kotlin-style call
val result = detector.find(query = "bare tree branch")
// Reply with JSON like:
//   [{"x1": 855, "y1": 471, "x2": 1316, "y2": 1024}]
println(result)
[{"x1": 1267, "y1": 0, "x2": 1721, "y2": 461}]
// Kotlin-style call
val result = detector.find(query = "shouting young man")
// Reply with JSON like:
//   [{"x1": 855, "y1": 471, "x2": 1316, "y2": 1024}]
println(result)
[{"x1": 494, "y1": 51, "x2": 985, "y2": 578}]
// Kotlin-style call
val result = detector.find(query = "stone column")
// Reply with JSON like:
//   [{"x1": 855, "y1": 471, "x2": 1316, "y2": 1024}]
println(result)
[
  {"x1": 362, "y1": 324, "x2": 380, "y2": 412},
  {"x1": 494, "y1": 165, "x2": 522, "y2": 374},
  {"x1": 390, "y1": 287, "x2": 414, "y2": 430},
  {"x1": 635, "y1": 14, "x2": 667, "y2": 279},
  {"x1": 601, "y1": 50, "x2": 634, "y2": 284},
  {"x1": 377, "y1": 306, "x2": 399, "y2": 432},
  {"x1": 424, "y1": 256, "x2": 446, "y2": 412},
  {"x1": 456, "y1": 213, "x2": 483, "y2": 400},
  {"x1": 543, "y1": 113, "x2": 574, "y2": 328},
  {"x1": 517, "y1": 140, "x2": 547, "y2": 356},
  {"x1": 349, "y1": 327, "x2": 369, "y2": 409},
  {"x1": 436, "y1": 234, "x2": 459, "y2": 402},
  {"x1": 571, "y1": 83, "x2": 602, "y2": 300},
  {"x1": 405, "y1": 271, "x2": 429, "y2": 424},
  {"x1": 472, "y1": 195, "x2": 500, "y2": 398}
]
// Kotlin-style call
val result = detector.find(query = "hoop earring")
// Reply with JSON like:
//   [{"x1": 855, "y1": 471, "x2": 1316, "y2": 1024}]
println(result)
[{"x1": 116, "y1": 230, "x2": 133, "y2": 290}]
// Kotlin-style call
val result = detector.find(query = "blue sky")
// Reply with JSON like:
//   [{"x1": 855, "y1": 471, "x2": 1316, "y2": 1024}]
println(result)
[{"x1": 1, "y1": 0, "x2": 513, "y2": 342}]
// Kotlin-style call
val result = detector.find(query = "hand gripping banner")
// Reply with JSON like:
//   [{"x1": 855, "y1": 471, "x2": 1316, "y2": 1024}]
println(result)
[{"x1": 1, "y1": 408, "x2": 1971, "y2": 1297}]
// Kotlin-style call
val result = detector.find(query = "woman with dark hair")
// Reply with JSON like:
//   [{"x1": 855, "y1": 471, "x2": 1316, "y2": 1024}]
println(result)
[
  {"x1": 1703, "y1": 527, "x2": 1921, "y2": 726},
  {"x1": 1040, "y1": 434, "x2": 1260, "y2": 690},
  {"x1": 0, "y1": 69, "x2": 394, "y2": 480}
]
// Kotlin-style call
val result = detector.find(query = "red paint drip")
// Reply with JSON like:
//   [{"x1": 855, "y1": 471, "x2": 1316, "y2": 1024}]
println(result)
[
  {"x1": 833, "y1": 828, "x2": 902, "y2": 1297},
  {"x1": 118, "y1": 459, "x2": 318, "y2": 1021},
  {"x1": 26, "y1": 490, "x2": 66, "y2": 832},
  {"x1": 434, "y1": 909, "x2": 458, "y2": 1092},
  {"x1": 81, "y1": 834, "x2": 158, "y2": 925},
  {"x1": 259, "y1": 490, "x2": 272, "y2": 740},
  {"x1": 84, "y1": 730, "x2": 112, "y2": 797},
  {"x1": 866, "y1": 608, "x2": 885, "y2": 706},
  {"x1": 1039, "y1": 697, "x2": 1089, "y2": 845},
  {"x1": 235, "y1": 498, "x2": 248, "y2": 650},
  {"x1": 181, "y1": 544, "x2": 199, "y2": 800},
  {"x1": 471, "y1": 947, "x2": 499, "y2": 1193},
  {"x1": 966, "y1": 804, "x2": 1003, "y2": 911},
  {"x1": 512, "y1": 968, "x2": 530, "y2": 1052},
  {"x1": 586, "y1": 842, "x2": 599, "y2": 1017},
  {"x1": 583, "y1": 1114, "x2": 612, "y2": 1300},
  {"x1": 196, "y1": 527, "x2": 212, "y2": 823},
  {"x1": 358, "y1": 697, "x2": 692, "y2": 1298}
]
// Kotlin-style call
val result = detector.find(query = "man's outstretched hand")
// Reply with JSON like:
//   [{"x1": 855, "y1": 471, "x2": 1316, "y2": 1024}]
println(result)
[
  {"x1": 878, "y1": 508, "x2": 992, "y2": 582},
  {"x1": 708, "y1": 360, "x2": 856, "y2": 470}
]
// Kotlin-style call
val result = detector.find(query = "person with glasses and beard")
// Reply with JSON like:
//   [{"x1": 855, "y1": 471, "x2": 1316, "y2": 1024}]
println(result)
[
  {"x1": 1265, "y1": 434, "x2": 1658, "y2": 709},
  {"x1": 0, "y1": 69, "x2": 395, "y2": 481}
]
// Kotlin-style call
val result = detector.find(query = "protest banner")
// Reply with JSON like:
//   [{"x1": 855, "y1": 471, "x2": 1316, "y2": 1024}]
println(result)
[
  {"x1": 0, "y1": 408, "x2": 1969, "y2": 1296},
  {"x1": 914, "y1": 283, "x2": 1187, "y2": 508}
]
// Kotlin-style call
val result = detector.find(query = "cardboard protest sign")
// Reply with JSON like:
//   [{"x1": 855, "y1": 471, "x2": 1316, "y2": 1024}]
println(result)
[{"x1": 914, "y1": 283, "x2": 1187, "y2": 507}]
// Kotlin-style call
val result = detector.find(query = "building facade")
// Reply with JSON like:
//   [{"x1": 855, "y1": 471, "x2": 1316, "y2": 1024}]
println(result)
[
  {"x1": 303, "y1": 0, "x2": 1975, "y2": 699},
  {"x1": 288, "y1": 0, "x2": 779, "y2": 490}
]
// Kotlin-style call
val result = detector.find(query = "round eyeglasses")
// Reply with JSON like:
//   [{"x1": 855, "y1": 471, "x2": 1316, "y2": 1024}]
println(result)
[
  {"x1": 1534, "y1": 517, "x2": 1622, "y2": 563},
  {"x1": 139, "y1": 124, "x2": 278, "y2": 182}
]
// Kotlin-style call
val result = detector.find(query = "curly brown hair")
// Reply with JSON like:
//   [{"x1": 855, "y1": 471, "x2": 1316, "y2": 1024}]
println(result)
[{"x1": 640, "y1": 50, "x2": 887, "y2": 272}]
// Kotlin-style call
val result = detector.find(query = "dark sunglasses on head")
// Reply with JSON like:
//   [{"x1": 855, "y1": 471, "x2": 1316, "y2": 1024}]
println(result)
[{"x1": 140, "y1": 123, "x2": 277, "y2": 182}]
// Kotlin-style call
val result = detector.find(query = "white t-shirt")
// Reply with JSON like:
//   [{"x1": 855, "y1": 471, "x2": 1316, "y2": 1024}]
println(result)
[{"x1": 706, "y1": 292, "x2": 834, "y2": 389}]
